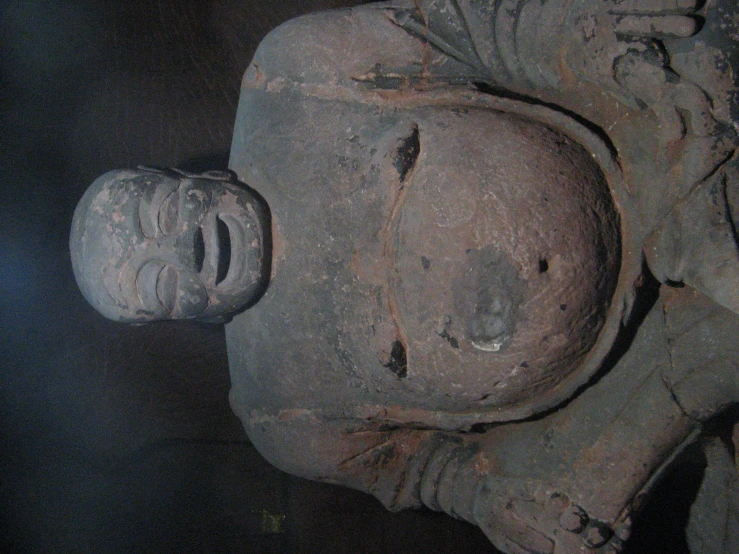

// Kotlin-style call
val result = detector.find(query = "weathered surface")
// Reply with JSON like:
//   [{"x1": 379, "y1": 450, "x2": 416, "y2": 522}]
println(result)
[{"x1": 224, "y1": 1, "x2": 739, "y2": 552}]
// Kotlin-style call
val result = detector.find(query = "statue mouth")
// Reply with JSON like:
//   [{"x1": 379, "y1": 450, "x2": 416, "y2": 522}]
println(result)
[
  {"x1": 215, "y1": 216, "x2": 231, "y2": 284},
  {"x1": 190, "y1": 220, "x2": 231, "y2": 283},
  {"x1": 210, "y1": 213, "x2": 247, "y2": 290}
]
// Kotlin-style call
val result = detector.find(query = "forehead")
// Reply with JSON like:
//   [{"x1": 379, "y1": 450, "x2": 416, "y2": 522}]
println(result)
[{"x1": 90, "y1": 172, "x2": 175, "y2": 212}]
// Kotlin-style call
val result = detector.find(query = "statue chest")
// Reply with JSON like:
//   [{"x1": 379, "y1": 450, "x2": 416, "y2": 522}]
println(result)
[{"x1": 225, "y1": 90, "x2": 621, "y2": 426}]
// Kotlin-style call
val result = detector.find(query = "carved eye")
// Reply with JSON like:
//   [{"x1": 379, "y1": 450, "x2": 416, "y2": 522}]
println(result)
[
  {"x1": 137, "y1": 177, "x2": 178, "y2": 239},
  {"x1": 138, "y1": 195, "x2": 157, "y2": 239},
  {"x1": 136, "y1": 261, "x2": 166, "y2": 313},
  {"x1": 158, "y1": 192, "x2": 179, "y2": 235},
  {"x1": 156, "y1": 265, "x2": 178, "y2": 312}
]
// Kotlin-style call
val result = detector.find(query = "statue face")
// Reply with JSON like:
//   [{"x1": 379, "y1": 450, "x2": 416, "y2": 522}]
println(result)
[{"x1": 70, "y1": 169, "x2": 269, "y2": 322}]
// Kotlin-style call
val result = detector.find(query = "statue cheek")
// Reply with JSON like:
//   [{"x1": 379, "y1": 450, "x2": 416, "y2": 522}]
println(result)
[{"x1": 172, "y1": 272, "x2": 208, "y2": 317}]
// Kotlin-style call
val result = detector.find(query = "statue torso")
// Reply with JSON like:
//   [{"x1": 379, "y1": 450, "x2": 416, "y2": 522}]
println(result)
[{"x1": 225, "y1": 85, "x2": 625, "y2": 428}]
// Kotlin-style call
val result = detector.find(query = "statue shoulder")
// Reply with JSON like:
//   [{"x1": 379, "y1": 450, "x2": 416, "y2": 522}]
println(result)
[{"x1": 242, "y1": 2, "x2": 425, "y2": 91}]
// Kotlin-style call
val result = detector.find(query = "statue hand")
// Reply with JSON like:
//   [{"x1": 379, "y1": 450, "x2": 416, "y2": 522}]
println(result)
[
  {"x1": 566, "y1": 0, "x2": 700, "y2": 110},
  {"x1": 473, "y1": 476, "x2": 632, "y2": 554}
]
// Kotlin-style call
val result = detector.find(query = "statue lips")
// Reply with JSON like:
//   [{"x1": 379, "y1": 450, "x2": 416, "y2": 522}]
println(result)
[
  {"x1": 167, "y1": 183, "x2": 263, "y2": 317},
  {"x1": 200, "y1": 211, "x2": 249, "y2": 291},
  {"x1": 214, "y1": 214, "x2": 247, "y2": 289}
]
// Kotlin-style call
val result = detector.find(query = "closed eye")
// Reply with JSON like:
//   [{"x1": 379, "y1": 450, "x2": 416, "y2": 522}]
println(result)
[
  {"x1": 156, "y1": 265, "x2": 177, "y2": 312},
  {"x1": 158, "y1": 191, "x2": 179, "y2": 235},
  {"x1": 137, "y1": 178, "x2": 178, "y2": 239},
  {"x1": 138, "y1": 196, "x2": 157, "y2": 239}
]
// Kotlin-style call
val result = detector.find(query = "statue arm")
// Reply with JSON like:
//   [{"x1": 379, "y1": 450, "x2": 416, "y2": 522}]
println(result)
[
  {"x1": 390, "y1": 1, "x2": 702, "y2": 101},
  {"x1": 241, "y1": 2, "x2": 481, "y2": 97},
  {"x1": 235, "y1": 285, "x2": 739, "y2": 554},
  {"x1": 238, "y1": 378, "x2": 692, "y2": 554},
  {"x1": 238, "y1": 408, "x2": 587, "y2": 553}
]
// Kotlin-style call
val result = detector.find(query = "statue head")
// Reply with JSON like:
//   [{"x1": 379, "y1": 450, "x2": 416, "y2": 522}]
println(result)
[{"x1": 70, "y1": 167, "x2": 270, "y2": 323}]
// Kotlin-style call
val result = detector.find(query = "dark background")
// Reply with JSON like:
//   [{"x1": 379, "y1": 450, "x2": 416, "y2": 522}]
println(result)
[{"x1": 0, "y1": 1, "x2": 700, "y2": 552}]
